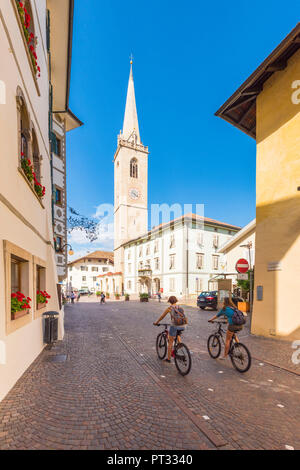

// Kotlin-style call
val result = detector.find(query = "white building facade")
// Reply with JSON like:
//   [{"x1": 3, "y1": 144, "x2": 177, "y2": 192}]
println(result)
[
  {"x1": 122, "y1": 214, "x2": 240, "y2": 298},
  {"x1": 65, "y1": 251, "x2": 114, "y2": 293}
]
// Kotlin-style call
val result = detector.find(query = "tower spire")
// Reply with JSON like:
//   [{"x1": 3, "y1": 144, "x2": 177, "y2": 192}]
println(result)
[{"x1": 122, "y1": 57, "x2": 140, "y2": 143}]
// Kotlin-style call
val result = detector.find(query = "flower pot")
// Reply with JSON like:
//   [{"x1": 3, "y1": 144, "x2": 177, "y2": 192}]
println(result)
[
  {"x1": 37, "y1": 302, "x2": 46, "y2": 310},
  {"x1": 125, "y1": 297, "x2": 130, "y2": 301},
  {"x1": 11, "y1": 310, "x2": 28, "y2": 320},
  {"x1": 115, "y1": 297, "x2": 120, "y2": 300},
  {"x1": 238, "y1": 301, "x2": 250, "y2": 313},
  {"x1": 140, "y1": 297, "x2": 149, "y2": 302}
]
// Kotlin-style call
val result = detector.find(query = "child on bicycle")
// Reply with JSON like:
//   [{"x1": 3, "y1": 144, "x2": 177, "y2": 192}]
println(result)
[
  {"x1": 208, "y1": 297, "x2": 243, "y2": 359},
  {"x1": 153, "y1": 296, "x2": 187, "y2": 363}
]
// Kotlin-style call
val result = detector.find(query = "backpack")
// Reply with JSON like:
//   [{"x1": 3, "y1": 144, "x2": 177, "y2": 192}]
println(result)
[
  {"x1": 171, "y1": 305, "x2": 187, "y2": 326},
  {"x1": 232, "y1": 307, "x2": 246, "y2": 326}
]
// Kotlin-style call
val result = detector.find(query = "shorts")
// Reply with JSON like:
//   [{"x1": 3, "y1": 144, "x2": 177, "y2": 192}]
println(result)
[
  {"x1": 169, "y1": 325, "x2": 185, "y2": 337},
  {"x1": 228, "y1": 324, "x2": 243, "y2": 333}
]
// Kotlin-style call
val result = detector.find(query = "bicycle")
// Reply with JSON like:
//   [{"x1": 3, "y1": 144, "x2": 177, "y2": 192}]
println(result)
[
  {"x1": 155, "y1": 324, "x2": 192, "y2": 376},
  {"x1": 207, "y1": 320, "x2": 251, "y2": 373}
]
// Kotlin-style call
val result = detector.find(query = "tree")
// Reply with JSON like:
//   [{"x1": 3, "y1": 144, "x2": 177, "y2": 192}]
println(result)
[{"x1": 67, "y1": 206, "x2": 101, "y2": 243}]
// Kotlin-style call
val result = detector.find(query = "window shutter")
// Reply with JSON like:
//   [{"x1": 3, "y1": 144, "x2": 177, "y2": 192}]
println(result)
[{"x1": 46, "y1": 10, "x2": 50, "y2": 52}]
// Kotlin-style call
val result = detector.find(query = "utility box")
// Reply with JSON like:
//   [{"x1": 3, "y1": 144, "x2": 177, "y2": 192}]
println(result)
[{"x1": 43, "y1": 311, "x2": 59, "y2": 344}]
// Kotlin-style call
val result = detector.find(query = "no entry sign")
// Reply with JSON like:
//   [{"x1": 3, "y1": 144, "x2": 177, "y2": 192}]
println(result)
[{"x1": 236, "y1": 258, "x2": 249, "y2": 273}]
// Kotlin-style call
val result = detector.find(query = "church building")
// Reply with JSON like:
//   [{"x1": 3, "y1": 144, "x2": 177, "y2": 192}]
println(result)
[{"x1": 101, "y1": 61, "x2": 241, "y2": 299}]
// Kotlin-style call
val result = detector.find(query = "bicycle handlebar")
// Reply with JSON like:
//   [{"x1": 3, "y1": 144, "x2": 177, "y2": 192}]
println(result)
[
  {"x1": 154, "y1": 323, "x2": 171, "y2": 327},
  {"x1": 208, "y1": 320, "x2": 227, "y2": 324}
]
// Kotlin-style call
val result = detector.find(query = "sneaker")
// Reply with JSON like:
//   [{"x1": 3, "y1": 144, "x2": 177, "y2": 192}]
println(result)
[{"x1": 164, "y1": 358, "x2": 171, "y2": 363}]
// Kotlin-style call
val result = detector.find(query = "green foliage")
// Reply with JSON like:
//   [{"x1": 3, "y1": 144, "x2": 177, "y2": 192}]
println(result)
[{"x1": 139, "y1": 293, "x2": 149, "y2": 299}]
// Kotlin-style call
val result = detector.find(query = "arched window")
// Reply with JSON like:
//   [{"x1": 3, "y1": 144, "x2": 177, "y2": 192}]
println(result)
[
  {"x1": 130, "y1": 158, "x2": 138, "y2": 178},
  {"x1": 17, "y1": 88, "x2": 30, "y2": 161},
  {"x1": 32, "y1": 128, "x2": 41, "y2": 182}
]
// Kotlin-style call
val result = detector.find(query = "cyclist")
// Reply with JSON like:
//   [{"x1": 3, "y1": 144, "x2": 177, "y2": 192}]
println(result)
[
  {"x1": 153, "y1": 296, "x2": 187, "y2": 363},
  {"x1": 208, "y1": 297, "x2": 243, "y2": 359}
]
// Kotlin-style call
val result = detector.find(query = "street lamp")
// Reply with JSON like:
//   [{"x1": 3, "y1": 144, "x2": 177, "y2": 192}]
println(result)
[{"x1": 240, "y1": 242, "x2": 253, "y2": 314}]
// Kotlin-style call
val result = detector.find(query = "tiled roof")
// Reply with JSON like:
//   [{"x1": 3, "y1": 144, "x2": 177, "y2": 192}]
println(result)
[
  {"x1": 97, "y1": 272, "x2": 122, "y2": 278},
  {"x1": 68, "y1": 250, "x2": 114, "y2": 266}
]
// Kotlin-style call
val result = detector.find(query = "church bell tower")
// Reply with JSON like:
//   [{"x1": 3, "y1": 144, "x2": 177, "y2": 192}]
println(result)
[{"x1": 114, "y1": 60, "x2": 149, "y2": 275}]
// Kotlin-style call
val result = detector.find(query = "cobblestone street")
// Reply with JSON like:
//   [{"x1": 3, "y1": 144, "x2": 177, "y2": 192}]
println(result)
[{"x1": 0, "y1": 300, "x2": 299, "y2": 450}]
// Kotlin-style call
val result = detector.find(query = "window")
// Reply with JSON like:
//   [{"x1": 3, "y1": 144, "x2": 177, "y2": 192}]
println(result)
[
  {"x1": 128, "y1": 250, "x2": 131, "y2": 260},
  {"x1": 196, "y1": 253, "x2": 204, "y2": 269},
  {"x1": 70, "y1": 276, "x2": 72, "y2": 281},
  {"x1": 4, "y1": 241, "x2": 31, "y2": 332},
  {"x1": 128, "y1": 280, "x2": 132, "y2": 290},
  {"x1": 92, "y1": 267, "x2": 98, "y2": 272},
  {"x1": 197, "y1": 232, "x2": 204, "y2": 246},
  {"x1": 32, "y1": 128, "x2": 41, "y2": 183},
  {"x1": 138, "y1": 261, "x2": 143, "y2": 270},
  {"x1": 36, "y1": 265, "x2": 46, "y2": 309},
  {"x1": 128, "y1": 263, "x2": 132, "y2": 274},
  {"x1": 169, "y1": 278, "x2": 175, "y2": 292},
  {"x1": 139, "y1": 246, "x2": 143, "y2": 257},
  {"x1": 55, "y1": 187, "x2": 62, "y2": 205},
  {"x1": 82, "y1": 276, "x2": 86, "y2": 281},
  {"x1": 56, "y1": 137, "x2": 62, "y2": 157},
  {"x1": 17, "y1": 89, "x2": 30, "y2": 161},
  {"x1": 102, "y1": 267, "x2": 108, "y2": 272},
  {"x1": 81, "y1": 266, "x2": 88, "y2": 271},
  {"x1": 130, "y1": 158, "x2": 138, "y2": 178},
  {"x1": 146, "y1": 245, "x2": 150, "y2": 256},
  {"x1": 154, "y1": 240, "x2": 159, "y2": 253},
  {"x1": 55, "y1": 236, "x2": 62, "y2": 252},
  {"x1": 170, "y1": 234, "x2": 175, "y2": 248},
  {"x1": 212, "y1": 255, "x2": 219, "y2": 270},
  {"x1": 169, "y1": 254, "x2": 175, "y2": 270},
  {"x1": 69, "y1": 267, "x2": 72, "y2": 271},
  {"x1": 154, "y1": 258, "x2": 160, "y2": 270},
  {"x1": 93, "y1": 277, "x2": 97, "y2": 282},
  {"x1": 213, "y1": 234, "x2": 219, "y2": 248}
]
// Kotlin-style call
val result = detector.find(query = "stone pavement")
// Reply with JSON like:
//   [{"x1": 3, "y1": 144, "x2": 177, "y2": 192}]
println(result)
[{"x1": 0, "y1": 300, "x2": 299, "y2": 450}]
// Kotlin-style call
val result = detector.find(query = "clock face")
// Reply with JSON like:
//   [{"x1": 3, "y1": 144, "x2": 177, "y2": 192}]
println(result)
[{"x1": 129, "y1": 188, "x2": 140, "y2": 200}]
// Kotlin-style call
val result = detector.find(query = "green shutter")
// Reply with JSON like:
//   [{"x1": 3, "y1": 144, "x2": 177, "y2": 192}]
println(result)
[{"x1": 46, "y1": 10, "x2": 50, "y2": 52}]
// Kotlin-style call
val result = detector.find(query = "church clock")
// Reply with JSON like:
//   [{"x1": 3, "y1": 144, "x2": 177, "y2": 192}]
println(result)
[{"x1": 129, "y1": 188, "x2": 140, "y2": 200}]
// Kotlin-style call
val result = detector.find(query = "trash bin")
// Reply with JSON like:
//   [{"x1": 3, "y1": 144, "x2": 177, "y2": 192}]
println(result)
[{"x1": 43, "y1": 311, "x2": 59, "y2": 344}]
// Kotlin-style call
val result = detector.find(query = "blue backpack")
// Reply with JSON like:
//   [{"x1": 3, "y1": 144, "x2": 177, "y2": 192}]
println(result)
[{"x1": 232, "y1": 308, "x2": 246, "y2": 326}]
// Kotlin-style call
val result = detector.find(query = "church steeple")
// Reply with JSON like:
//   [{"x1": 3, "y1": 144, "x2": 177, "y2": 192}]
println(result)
[{"x1": 122, "y1": 59, "x2": 141, "y2": 144}]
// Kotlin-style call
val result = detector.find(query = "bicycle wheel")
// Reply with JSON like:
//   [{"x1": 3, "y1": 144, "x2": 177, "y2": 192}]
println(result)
[
  {"x1": 174, "y1": 343, "x2": 192, "y2": 376},
  {"x1": 156, "y1": 333, "x2": 167, "y2": 360},
  {"x1": 230, "y1": 342, "x2": 251, "y2": 373},
  {"x1": 207, "y1": 334, "x2": 221, "y2": 359}
]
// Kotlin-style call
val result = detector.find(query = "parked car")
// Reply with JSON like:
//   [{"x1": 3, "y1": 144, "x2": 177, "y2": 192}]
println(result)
[
  {"x1": 197, "y1": 291, "x2": 218, "y2": 310},
  {"x1": 78, "y1": 289, "x2": 90, "y2": 296},
  {"x1": 197, "y1": 291, "x2": 244, "y2": 310}
]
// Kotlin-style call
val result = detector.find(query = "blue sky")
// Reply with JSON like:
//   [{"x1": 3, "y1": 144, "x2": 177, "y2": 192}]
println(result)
[{"x1": 67, "y1": 0, "x2": 297, "y2": 257}]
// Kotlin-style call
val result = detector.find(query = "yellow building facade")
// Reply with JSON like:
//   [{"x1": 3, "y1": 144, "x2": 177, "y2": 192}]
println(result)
[{"x1": 216, "y1": 24, "x2": 300, "y2": 340}]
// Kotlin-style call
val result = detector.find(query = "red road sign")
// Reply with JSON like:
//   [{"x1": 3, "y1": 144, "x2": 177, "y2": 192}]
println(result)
[{"x1": 236, "y1": 258, "x2": 249, "y2": 273}]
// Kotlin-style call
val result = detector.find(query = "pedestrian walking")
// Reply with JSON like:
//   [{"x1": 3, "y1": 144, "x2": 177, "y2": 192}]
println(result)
[
  {"x1": 157, "y1": 291, "x2": 161, "y2": 302},
  {"x1": 71, "y1": 291, "x2": 76, "y2": 304},
  {"x1": 76, "y1": 292, "x2": 81, "y2": 302}
]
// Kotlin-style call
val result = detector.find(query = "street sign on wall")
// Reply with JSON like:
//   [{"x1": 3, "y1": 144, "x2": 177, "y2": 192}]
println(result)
[
  {"x1": 237, "y1": 273, "x2": 248, "y2": 280},
  {"x1": 236, "y1": 258, "x2": 249, "y2": 273}
]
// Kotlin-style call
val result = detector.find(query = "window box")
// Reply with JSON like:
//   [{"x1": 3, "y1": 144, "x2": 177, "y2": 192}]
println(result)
[
  {"x1": 11, "y1": 309, "x2": 29, "y2": 321},
  {"x1": 12, "y1": 0, "x2": 40, "y2": 95}
]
